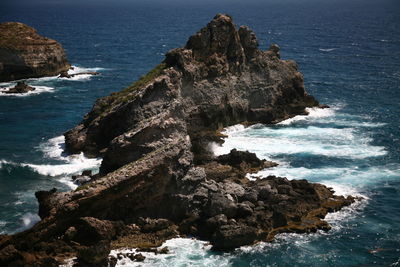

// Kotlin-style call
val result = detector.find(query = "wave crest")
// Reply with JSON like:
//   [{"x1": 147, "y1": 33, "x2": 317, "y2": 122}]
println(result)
[{"x1": 0, "y1": 136, "x2": 102, "y2": 189}]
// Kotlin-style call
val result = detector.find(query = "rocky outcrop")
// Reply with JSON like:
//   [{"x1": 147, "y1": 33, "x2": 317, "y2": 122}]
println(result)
[
  {"x1": 0, "y1": 22, "x2": 71, "y2": 82},
  {"x1": 4, "y1": 81, "x2": 35, "y2": 94},
  {"x1": 0, "y1": 14, "x2": 355, "y2": 266}
]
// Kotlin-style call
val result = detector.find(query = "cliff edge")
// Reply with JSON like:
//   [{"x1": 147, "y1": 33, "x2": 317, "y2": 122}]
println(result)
[
  {"x1": 0, "y1": 15, "x2": 354, "y2": 266},
  {"x1": 0, "y1": 22, "x2": 70, "y2": 82}
]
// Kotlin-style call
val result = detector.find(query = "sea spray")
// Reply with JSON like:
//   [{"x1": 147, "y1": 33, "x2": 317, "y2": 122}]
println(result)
[{"x1": 0, "y1": 136, "x2": 102, "y2": 189}]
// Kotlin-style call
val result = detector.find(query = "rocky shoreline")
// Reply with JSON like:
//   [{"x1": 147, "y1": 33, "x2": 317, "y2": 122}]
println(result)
[{"x1": 0, "y1": 14, "x2": 355, "y2": 266}]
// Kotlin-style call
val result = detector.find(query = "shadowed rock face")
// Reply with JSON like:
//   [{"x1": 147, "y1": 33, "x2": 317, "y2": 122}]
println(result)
[
  {"x1": 0, "y1": 22, "x2": 71, "y2": 82},
  {"x1": 0, "y1": 14, "x2": 354, "y2": 266}
]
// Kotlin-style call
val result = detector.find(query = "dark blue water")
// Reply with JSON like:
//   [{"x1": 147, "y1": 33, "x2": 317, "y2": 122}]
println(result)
[{"x1": 0, "y1": 0, "x2": 399, "y2": 265}]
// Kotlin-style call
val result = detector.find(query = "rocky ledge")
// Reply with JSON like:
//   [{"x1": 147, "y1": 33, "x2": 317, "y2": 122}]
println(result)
[
  {"x1": 0, "y1": 14, "x2": 355, "y2": 266},
  {"x1": 0, "y1": 22, "x2": 71, "y2": 82}
]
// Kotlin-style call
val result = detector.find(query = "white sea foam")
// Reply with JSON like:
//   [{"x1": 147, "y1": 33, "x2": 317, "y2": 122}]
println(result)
[
  {"x1": 68, "y1": 66, "x2": 105, "y2": 75},
  {"x1": 213, "y1": 129, "x2": 386, "y2": 160},
  {"x1": 39, "y1": 135, "x2": 65, "y2": 158},
  {"x1": 0, "y1": 85, "x2": 54, "y2": 96},
  {"x1": 21, "y1": 155, "x2": 100, "y2": 177},
  {"x1": 61, "y1": 74, "x2": 93, "y2": 81},
  {"x1": 213, "y1": 107, "x2": 387, "y2": 160},
  {"x1": 319, "y1": 48, "x2": 337, "y2": 52},
  {"x1": 251, "y1": 164, "x2": 399, "y2": 189},
  {"x1": 277, "y1": 107, "x2": 336, "y2": 125},
  {"x1": 0, "y1": 136, "x2": 101, "y2": 189},
  {"x1": 57, "y1": 66, "x2": 106, "y2": 81},
  {"x1": 21, "y1": 213, "x2": 40, "y2": 227},
  {"x1": 109, "y1": 238, "x2": 232, "y2": 267},
  {"x1": 0, "y1": 65, "x2": 106, "y2": 85},
  {"x1": 221, "y1": 124, "x2": 247, "y2": 134},
  {"x1": 15, "y1": 136, "x2": 102, "y2": 182},
  {"x1": 32, "y1": 136, "x2": 101, "y2": 188},
  {"x1": 15, "y1": 212, "x2": 41, "y2": 233}
]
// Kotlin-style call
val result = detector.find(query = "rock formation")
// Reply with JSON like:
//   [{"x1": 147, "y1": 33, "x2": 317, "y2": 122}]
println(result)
[
  {"x1": 4, "y1": 81, "x2": 35, "y2": 94},
  {"x1": 0, "y1": 22, "x2": 71, "y2": 82},
  {"x1": 0, "y1": 14, "x2": 355, "y2": 266}
]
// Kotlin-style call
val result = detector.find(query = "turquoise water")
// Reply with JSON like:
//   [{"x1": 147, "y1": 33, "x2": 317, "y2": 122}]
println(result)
[{"x1": 0, "y1": 0, "x2": 399, "y2": 265}]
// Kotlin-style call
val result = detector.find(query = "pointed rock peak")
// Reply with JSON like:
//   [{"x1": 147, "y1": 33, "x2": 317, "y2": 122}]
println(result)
[
  {"x1": 212, "y1": 13, "x2": 234, "y2": 23},
  {"x1": 185, "y1": 13, "x2": 245, "y2": 62}
]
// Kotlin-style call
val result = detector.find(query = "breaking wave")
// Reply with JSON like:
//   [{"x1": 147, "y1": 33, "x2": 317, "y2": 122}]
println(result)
[
  {"x1": 109, "y1": 238, "x2": 232, "y2": 267},
  {"x1": 60, "y1": 66, "x2": 106, "y2": 81},
  {"x1": 0, "y1": 136, "x2": 101, "y2": 189}
]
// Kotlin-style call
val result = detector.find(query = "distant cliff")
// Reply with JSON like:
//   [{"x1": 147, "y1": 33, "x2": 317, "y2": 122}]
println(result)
[
  {"x1": 0, "y1": 15, "x2": 354, "y2": 266},
  {"x1": 0, "y1": 22, "x2": 70, "y2": 82}
]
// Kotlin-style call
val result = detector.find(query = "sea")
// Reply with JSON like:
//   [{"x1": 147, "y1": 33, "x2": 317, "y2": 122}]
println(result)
[{"x1": 0, "y1": 0, "x2": 399, "y2": 266}]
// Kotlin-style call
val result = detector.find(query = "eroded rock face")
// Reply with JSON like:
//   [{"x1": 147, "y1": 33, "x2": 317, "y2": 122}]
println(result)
[
  {"x1": 0, "y1": 22, "x2": 71, "y2": 82},
  {"x1": 65, "y1": 13, "x2": 319, "y2": 172},
  {"x1": 0, "y1": 14, "x2": 355, "y2": 266}
]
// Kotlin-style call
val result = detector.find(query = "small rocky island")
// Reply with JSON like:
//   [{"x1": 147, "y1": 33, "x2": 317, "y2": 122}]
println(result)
[
  {"x1": 0, "y1": 22, "x2": 70, "y2": 82},
  {"x1": 3, "y1": 81, "x2": 35, "y2": 94},
  {"x1": 0, "y1": 15, "x2": 354, "y2": 266}
]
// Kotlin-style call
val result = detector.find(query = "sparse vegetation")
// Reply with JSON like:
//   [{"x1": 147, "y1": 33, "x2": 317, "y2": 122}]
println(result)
[
  {"x1": 0, "y1": 22, "x2": 55, "y2": 50},
  {"x1": 95, "y1": 63, "x2": 167, "y2": 117}
]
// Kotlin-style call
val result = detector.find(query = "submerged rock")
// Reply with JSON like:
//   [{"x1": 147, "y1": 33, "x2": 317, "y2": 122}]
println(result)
[
  {"x1": 0, "y1": 22, "x2": 71, "y2": 82},
  {"x1": 0, "y1": 14, "x2": 354, "y2": 266}
]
